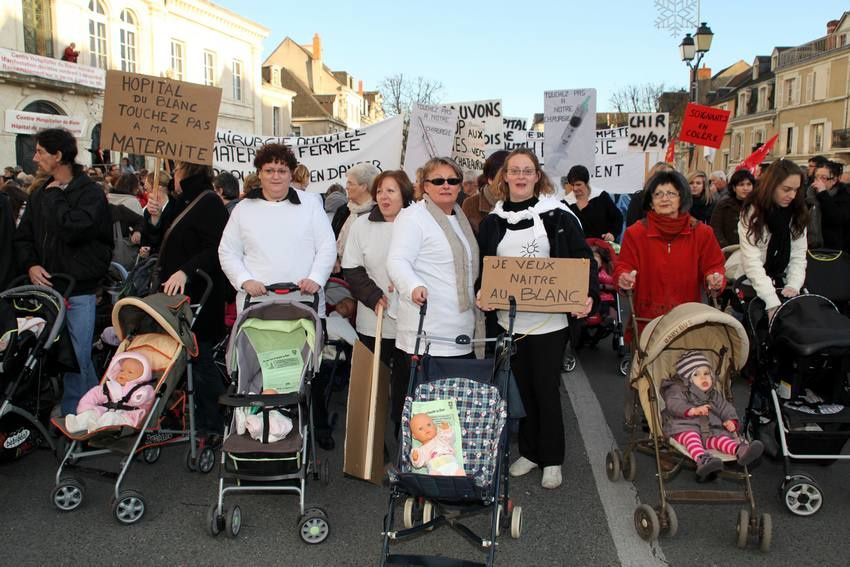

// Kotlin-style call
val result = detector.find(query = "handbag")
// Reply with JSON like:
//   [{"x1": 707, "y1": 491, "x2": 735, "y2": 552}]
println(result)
[
  {"x1": 150, "y1": 190, "x2": 215, "y2": 291},
  {"x1": 111, "y1": 221, "x2": 139, "y2": 270}
]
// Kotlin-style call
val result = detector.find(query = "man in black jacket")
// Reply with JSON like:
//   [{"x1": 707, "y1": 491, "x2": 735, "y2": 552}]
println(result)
[{"x1": 14, "y1": 128, "x2": 113, "y2": 414}]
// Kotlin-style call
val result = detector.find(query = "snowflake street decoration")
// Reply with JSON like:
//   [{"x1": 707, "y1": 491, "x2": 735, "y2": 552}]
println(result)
[{"x1": 654, "y1": 0, "x2": 699, "y2": 37}]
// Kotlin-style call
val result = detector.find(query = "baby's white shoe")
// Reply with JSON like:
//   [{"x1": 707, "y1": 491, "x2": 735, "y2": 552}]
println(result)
[
  {"x1": 234, "y1": 408, "x2": 247, "y2": 435},
  {"x1": 509, "y1": 456, "x2": 538, "y2": 477},
  {"x1": 541, "y1": 465, "x2": 562, "y2": 489}
]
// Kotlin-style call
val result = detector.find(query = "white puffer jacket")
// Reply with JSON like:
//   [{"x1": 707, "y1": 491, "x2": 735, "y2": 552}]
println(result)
[{"x1": 737, "y1": 208, "x2": 807, "y2": 310}]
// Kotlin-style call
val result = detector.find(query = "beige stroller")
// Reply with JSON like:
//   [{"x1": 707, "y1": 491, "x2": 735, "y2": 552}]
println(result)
[{"x1": 607, "y1": 301, "x2": 772, "y2": 552}]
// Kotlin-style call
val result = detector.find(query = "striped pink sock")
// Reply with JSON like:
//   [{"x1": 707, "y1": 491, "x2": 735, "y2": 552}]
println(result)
[
  {"x1": 706, "y1": 435, "x2": 738, "y2": 455},
  {"x1": 674, "y1": 431, "x2": 705, "y2": 460}
]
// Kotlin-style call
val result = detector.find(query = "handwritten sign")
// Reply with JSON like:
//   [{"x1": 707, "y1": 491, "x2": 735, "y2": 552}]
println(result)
[
  {"x1": 214, "y1": 115, "x2": 403, "y2": 192},
  {"x1": 403, "y1": 103, "x2": 458, "y2": 178},
  {"x1": 102, "y1": 70, "x2": 222, "y2": 165},
  {"x1": 448, "y1": 99, "x2": 503, "y2": 155},
  {"x1": 678, "y1": 103, "x2": 730, "y2": 149},
  {"x1": 452, "y1": 119, "x2": 486, "y2": 172},
  {"x1": 479, "y1": 256, "x2": 589, "y2": 313},
  {"x1": 627, "y1": 113, "x2": 669, "y2": 153},
  {"x1": 544, "y1": 89, "x2": 597, "y2": 182}
]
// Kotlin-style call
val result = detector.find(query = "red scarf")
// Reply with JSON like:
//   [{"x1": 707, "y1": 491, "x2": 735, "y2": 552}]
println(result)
[{"x1": 647, "y1": 210, "x2": 692, "y2": 241}]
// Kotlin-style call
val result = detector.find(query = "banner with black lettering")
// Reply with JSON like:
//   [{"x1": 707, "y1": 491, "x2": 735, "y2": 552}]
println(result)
[
  {"x1": 593, "y1": 127, "x2": 663, "y2": 195},
  {"x1": 213, "y1": 115, "x2": 403, "y2": 193}
]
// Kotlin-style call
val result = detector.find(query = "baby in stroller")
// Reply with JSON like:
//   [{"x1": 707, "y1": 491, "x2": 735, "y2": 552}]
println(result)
[
  {"x1": 662, "y1": 351, "x2": 764, "y2": 478},
  {"x1": 64, "y1": 352, "x2": 154, "y2": 432},
  {"x1": 591, "y1": 244, "x2": 617, "y2": 324}
]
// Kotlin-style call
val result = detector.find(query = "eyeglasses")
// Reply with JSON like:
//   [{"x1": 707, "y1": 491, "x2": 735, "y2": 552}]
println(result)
[
  {"x1": 652, "y1": 190, "x2": 680, "y2": 200},
  {"x1": 261, "y1": 167, "x2": 290, "y2": 177},
  {"x1": 426, "y1": 177, "x2": 462, "y2": 186},
  {"x1": 506, "y1": 168, "x2": 536, "y2": 177}
]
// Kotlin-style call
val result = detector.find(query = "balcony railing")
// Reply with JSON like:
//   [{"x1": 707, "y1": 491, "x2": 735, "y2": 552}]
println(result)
[
  {"x1": 777, "y1": 35, "x2": 847, "y2": 69},
  {"x1": 832, "y1": 128, "x2": 850, "y2": 149}
]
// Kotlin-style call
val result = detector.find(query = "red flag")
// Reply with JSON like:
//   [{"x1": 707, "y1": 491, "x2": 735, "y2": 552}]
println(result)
[
  {"x1": 665, "y1": 138, "x2": 675, "y2": 164},
  {"x1": 736, "y1": 134, "x2": 778, "y2": 174}
]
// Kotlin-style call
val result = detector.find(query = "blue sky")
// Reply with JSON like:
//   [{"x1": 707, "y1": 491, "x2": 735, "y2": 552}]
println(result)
[{"x1": 215, "y1": 0, "x2": 848, "y2": 122}]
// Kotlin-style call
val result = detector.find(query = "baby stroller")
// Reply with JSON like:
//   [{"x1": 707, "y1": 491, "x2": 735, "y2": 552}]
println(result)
[
  {"x1": 0, "y1": 275, "x2": 76, "y2": 459},
  {"x1": 210, "y1": 284, "x2": 330, "y2": 542},
  {"x1": 804, "y1": 249, "x2": 850, "y2": 313},
  {"x1": 744, "y1": 293, "x2": 850, "y2": 516},
  {"x1": 50, "y1": 271, "x2": 215, "y2": 524},
  {"x1": 563, "y1": 238, "x2": 628, "y2": 376},
  {"x1": 380, "y1": 300, "x2": 519, "y2": 567},
  {"x1": 609, "y1": 299, "x2": 772, "y2": 551}
]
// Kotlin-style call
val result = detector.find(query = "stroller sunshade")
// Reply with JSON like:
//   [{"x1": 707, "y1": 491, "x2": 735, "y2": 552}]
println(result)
[
  {"x1": 236, "y1": 318, "x2": 315, "y2": 394},
  {"x1": 771, "y1": 295, "x2": 850, "y2": 356}
]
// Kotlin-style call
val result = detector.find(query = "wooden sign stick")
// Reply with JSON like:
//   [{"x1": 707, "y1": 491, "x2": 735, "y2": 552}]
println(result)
[{"x1": 365, "y1": 303, "x2": 384, "y2": 469}]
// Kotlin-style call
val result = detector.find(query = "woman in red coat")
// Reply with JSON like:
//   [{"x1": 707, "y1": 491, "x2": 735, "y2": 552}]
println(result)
[{"x1": 614, "y1": 170, "x2": 725, "y2": 340}]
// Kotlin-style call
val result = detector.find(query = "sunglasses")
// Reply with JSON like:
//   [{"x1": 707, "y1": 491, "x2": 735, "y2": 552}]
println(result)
[{"x1": 426, "y1": 177, "x2": 462, "y2": 186}]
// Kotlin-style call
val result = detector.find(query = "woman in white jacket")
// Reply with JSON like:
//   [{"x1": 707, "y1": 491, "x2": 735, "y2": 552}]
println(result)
[{"x1": 737, "y1": 159, "x2": 809, "y2": 319}]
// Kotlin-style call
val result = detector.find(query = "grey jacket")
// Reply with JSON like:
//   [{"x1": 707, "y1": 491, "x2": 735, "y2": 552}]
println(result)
[{"x1": 660, "y1": 377, "x2": 738, "y2": 439}]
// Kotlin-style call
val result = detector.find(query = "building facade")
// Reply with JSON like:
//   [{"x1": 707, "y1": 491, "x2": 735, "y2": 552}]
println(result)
[{"x1": 1, "y1": 0, "x2": 268, "y2": 171}]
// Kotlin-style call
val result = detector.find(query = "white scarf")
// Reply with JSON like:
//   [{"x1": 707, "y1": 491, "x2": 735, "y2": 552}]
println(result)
[
  {"x1": 490, "y1": 195, "x2": 580, "y2": 240},
  {"x1": 337, "y1": 199, "x2": 375, "y2": 257}
]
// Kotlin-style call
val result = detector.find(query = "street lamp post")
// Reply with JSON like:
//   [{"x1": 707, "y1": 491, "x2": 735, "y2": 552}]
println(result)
[{"x1": 679, "y1": 22, "x2": 714, "y2": 168}]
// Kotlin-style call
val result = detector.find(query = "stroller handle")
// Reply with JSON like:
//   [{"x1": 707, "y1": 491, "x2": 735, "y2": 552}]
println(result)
[
  {"x1": 242, "y1": 281, "x2": 319, "y2": 312},
  {"x1": 6, "y1": 272, "x2": 76, "y2": 298},
  {"x1": 188, "y1": 269, "x2": 214, "y2": 323}
]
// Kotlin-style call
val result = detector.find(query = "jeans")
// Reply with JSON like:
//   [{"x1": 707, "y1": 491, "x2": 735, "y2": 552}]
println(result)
[{"x1": 61, "y1": 294, "x2": 99, "y2": 415}]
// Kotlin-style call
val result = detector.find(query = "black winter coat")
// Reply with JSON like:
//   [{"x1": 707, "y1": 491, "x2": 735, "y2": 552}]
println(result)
[
  {"x1": 709, "y1": 195, "x2": 743, "y2": 248},
  {"x1": 816, "y1": 184, "x2": 850, "y2": 253},
  {"x1": 0, "y1": 193, "x2": 14, "y2": 289},
  {"x1": 158, "y1": 173, "x2": 228, "y2": 341},
  {"x1": 14, "y1": 172, "x2": 112, "y2": 295}
]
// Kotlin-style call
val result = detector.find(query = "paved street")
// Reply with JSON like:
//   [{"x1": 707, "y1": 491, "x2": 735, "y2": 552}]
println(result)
[{"x1": 1, "y1": 344, "x2": 847, "y2": 566}]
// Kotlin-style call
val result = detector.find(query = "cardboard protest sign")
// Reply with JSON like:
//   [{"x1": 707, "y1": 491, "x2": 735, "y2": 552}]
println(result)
[
  {"x1": 101, "y1": 70, "x2": 222, "y2": 165},
  {"x1": 479, "y1": 256, "x2": 590, "y2": 313},
  {"x1": 544, "y1": 89, "x2": 596, "y2": 182},
  {"x1": 678, "y1": 103, "x2": 730, "y2": 149},
  {"x1": 403, "y1": 103, "x2": 458, "y2": 179},
  {"x1": 344, "y1": 306, "x2": 390, "y2": 485},
  {"x1": 592, "y1": 127, "x2": 663, "y2": 195},
  {"x1": 214, "y1": 115, "x2": 403, "y2": 193},
  {"x1": 448, "y1": 99, "x2": 503, "y2": 156},
  {"x1": 627, "y1": 113, "x2": 669, "y2": 153},
  {"x1": 451, "y1": 119, "x2": 486, "y2": 172}
]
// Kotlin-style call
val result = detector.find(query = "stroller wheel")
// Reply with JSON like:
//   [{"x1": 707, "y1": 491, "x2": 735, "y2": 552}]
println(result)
[
  {"x1": 605, "y1": 449, "x2": 622, "y2": 482},
  {"x1": 494, "y1": 504, "x2": 503, "y2": 537},
  {"x1": 185, "y1": 448, "x2": 197, "y2": 472},
  {"x1": 422, "y1": 500, "x2": 435, "y2": 531},
  {"x1": 299, "y1": 508, "x2": 330, "y2": 544},
  {"x1": 198, "y1": 447, "x2": 216, "y2": 474},
  {"x1": 52, "y1": 477, "x2": 85, "y2": 512},
  {"x1": 562, "y1": 355, "x2": 577, "y2": 373},
  {"x1": 510, "y1": 506, "x2": 523, "y2": 540},
  {"x1": 782, "y1": 475, "x2": 823, "y2": 516},
  {"x1": 621, "y1": 451, "x2": 637, "y2": 482},
  {"x1": 619, "y1": 356, "x2": 631, "y2": 377},
  {"x1": 142, "y1": 446, "x2": 161, "y2": 464},
  {"x1": 207, "y1": 504, "x2": 222, "y2": 536},
  {"x1": 634, "y1": 504, "x2": 659, "y2": 542},
  {"x1": 660, "y1": 503, "x2": 677, "y2": 538},
  {"x1": 320, "y1": 459, "x2": 330, "y2": 485},
  {"x1": 402, "y1": 497, "x2": 418, "y2": 529},
  {"x1": 225, "y1": 505, "x2": 242, "y2": 538},
  {"x1": 736, "y1": 508, "x2": 750, "y2": 548},
  {"x1": 112, "y1": 490, "x2": 146, "y2": 525},
  {"x1": 759, "y1": 513, "x2": 772, "y2": 553}
]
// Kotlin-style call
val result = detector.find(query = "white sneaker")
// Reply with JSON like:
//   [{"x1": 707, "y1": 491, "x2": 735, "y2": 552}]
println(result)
[
  {"x1": 509, "y1": 456, "x2": 538, "y2": 477},
  {"x1": 541, "y1": 466, "x2": 562, "y2": 489}
]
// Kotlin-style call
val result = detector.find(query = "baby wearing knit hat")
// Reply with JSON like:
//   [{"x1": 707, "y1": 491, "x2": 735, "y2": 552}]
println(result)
[{"x1": 661, "y1": 351, "x2": 764, "y2": 478}]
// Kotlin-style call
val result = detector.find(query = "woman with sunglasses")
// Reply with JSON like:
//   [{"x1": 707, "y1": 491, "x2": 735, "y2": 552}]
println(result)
[
  {"x1": 476, "y1": 148, "x2": 597, "y2": 490},
  {"x1": 614, "y1": 170, "x2": 725, "y2": 340},
  {"x1": 387, "y1": 157, "x2": 479, "y2": 362}
]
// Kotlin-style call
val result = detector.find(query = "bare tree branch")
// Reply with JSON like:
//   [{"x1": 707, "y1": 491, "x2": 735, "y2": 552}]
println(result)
[
  {"x1": 609, "y1": 82, "x2": 668, "y2": 113},
  {"x1": 378, "y1": 74, "x2": 444, "y2": 116}
]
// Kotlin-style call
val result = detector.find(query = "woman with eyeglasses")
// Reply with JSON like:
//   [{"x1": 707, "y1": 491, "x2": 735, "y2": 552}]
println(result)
[
  {"x1": 387, "y1": 157, "x2": 479, "y2": 362},
  {"x1": 566, "y1": 165, "x2": 622, "y2": 242},
  {"x1": 476, "y1": 148, "x2": 598, "y2": 490},
  {"x1": 738, "y1": 159, "x2": 808, "y2": 321},
  {"x1": 615, "y1": 170, "x2": 725, "y2": 339}
]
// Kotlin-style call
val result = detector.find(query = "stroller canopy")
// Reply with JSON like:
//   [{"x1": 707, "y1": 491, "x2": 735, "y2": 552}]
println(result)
[
  {"x1": 112, "y1": 294, "x2": 197, "y2": 354},
  {"x1": 769, "y1": 294, "x2": 850, "y2": 357}
]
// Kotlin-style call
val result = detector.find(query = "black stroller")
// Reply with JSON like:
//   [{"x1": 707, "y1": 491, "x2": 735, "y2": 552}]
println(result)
[
  {"x1": 380, "y1": 300, "x2": 521, "y2": 567},
  {"x1": 0, "y1": 275, "x2": 76, "y2": 459},
  {"x1": 745, "y1": 293, "x2": 850, "y2": 516}
]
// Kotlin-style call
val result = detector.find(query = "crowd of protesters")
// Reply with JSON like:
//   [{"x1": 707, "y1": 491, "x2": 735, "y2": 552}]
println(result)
[{"x1": 1, "y1": 126, "x2": 847, "y2": 490}]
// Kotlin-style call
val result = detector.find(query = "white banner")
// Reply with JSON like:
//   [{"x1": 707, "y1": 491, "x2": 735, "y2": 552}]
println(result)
[
  {"x1": 403, "y1": 103, "x2": 458, "y2": 179},
  {"x1": 451, "y1": 119, "x2": 486, "y2": 172},
  {"x1": 627, "y1": 112, "x2": 670, "y2": 153},
  {"x1": 213, "y1": 115, "x2": 404, "y2": 193},
  {"x1": 544, "y1": 89, "x2": 596, "y2": 182},
  {"x1": 5, "y1": 109, "x2": 87, "y2": 137},
  {"x1": 503, "y1": 116, "x2": 529, "y2": 146},
  {"x1": 449, "y1": 99, "x2": 503, "y2": 157},
  {"x1": 592, "y1": 127, "x2": 662, "y2": 195},
  {"x1": 0, "y1": 47, "x2": 105, "y2": 90}
]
